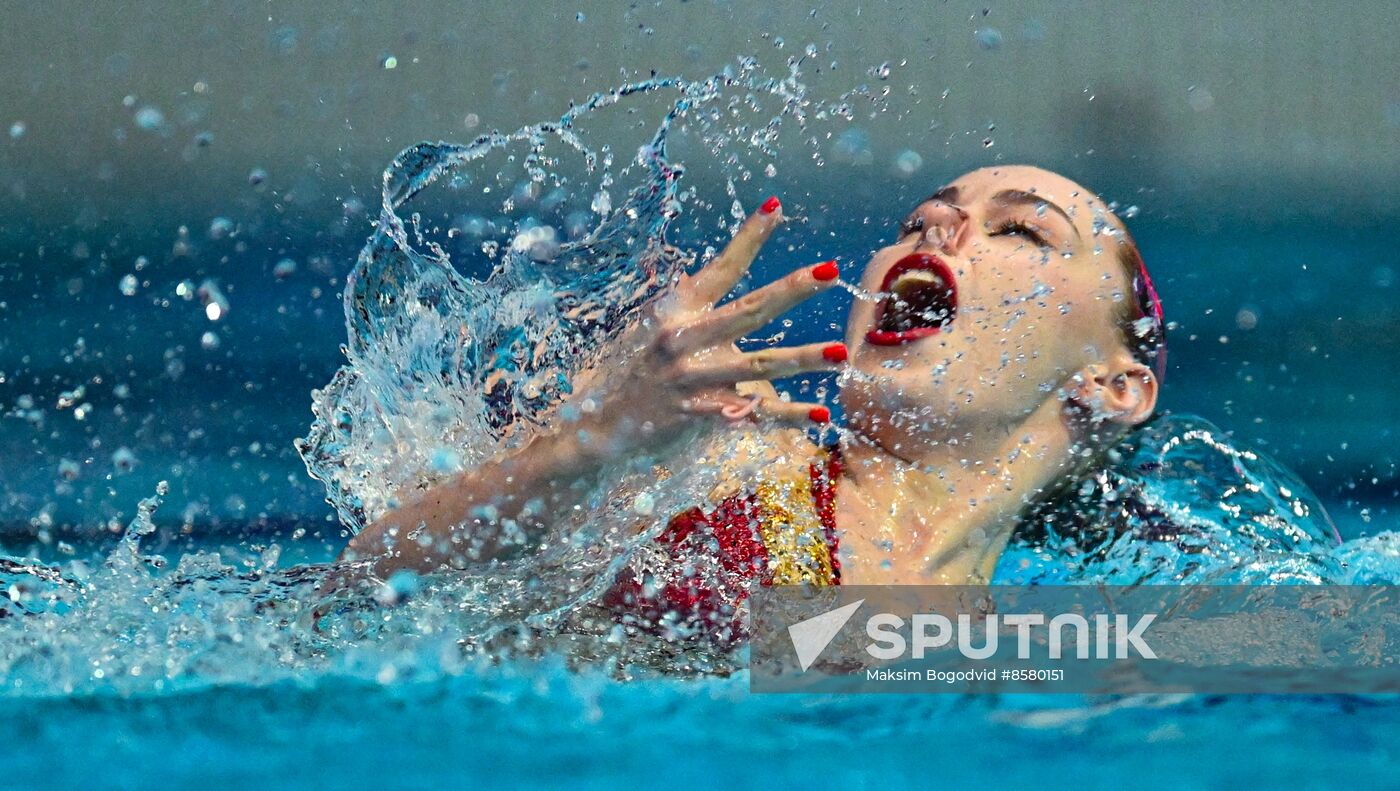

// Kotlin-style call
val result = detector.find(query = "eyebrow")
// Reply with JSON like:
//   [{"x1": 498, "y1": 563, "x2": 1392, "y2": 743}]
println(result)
[
  {"x1": 928, "y1": 186, "x2": 960, "y2": 204},
  {"x1": 990, "y1": 189, "x2": 1081, "y2": 240}
]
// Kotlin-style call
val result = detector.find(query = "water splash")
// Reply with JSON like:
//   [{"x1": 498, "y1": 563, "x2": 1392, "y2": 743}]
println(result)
[
  {"x1": 1, "y1": 65, "x2": 1399, "y2": 702},
  {"x1": 1000, "y1": 413, "x2": 1351, "y2": 585},
  {"x1": 297, "y1": 65, "x2": 822, "y2": 536},
  {"x1": 1, "y1": 62, "x2": 857, "y2": 698},
  {"x1": 285, "y1": 63, "x2": 863, "y2": 641}
]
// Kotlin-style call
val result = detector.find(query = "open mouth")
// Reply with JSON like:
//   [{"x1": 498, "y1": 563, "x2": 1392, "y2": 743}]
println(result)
[{"x1": 865, "y1": 252, "x2": 958, "y2": 346}]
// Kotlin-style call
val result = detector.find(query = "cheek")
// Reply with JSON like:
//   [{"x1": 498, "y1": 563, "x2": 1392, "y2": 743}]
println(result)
[
  {"x1": 1022, "y1": 278, "x2": 1118, "y2": 370},
  {"x1": 969, "y1": 260, "x2": 1058, "y2": 336},
  {"x1": 973, "y1": 264, "x2": 1084, "y2": 371}
]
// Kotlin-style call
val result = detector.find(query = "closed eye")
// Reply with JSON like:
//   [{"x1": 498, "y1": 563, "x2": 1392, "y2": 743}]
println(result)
[{"x1": 990, "y1": 220, "x2": 1050, "y2": 247}]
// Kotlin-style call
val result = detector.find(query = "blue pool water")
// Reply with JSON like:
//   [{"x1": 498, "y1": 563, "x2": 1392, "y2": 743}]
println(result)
[
  {"x1": 2, "y1": 55, "x2": 1399, "y2": 789},
  {"x1": 5, "y1": 675, "x2": 1399, "y2": 788}
]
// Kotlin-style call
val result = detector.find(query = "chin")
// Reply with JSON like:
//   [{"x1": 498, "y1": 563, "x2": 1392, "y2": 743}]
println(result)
[{"x1": 838, "y1": 369, "x2": 949, "y2": 429}]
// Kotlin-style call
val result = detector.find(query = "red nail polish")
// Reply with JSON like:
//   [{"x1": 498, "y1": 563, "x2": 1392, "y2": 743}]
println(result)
[
  {"x1": 822, "y1": 343, "x2": 848, "y2": 363},
  {"x1": 811, "y1": 260, "x2": 839, "y2": 281},
  {"x1": 808, "y1": 406, "x2": 831, "y2": 424},
  {"x1": 759, "y1": 195, "x2": 781, "y2": 215}
]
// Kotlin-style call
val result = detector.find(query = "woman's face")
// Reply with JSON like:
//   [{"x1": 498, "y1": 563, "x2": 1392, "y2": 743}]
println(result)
[{"x1": 840, "y1": 165, "x2": 1137, "y2": 443}]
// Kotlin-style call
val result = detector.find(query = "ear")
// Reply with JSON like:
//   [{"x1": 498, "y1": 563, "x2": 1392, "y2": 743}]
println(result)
[{"x1": 1066, "y1": 356, "x2": 1158, "y2": 427}]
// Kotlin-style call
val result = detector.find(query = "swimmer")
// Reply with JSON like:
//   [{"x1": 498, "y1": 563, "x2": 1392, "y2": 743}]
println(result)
[{"x1": 340, "y1": 165, "x2": 1164, "y2": 607}]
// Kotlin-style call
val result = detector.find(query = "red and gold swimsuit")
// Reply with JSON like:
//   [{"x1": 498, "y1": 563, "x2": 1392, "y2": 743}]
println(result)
[{"x1": 604, "y1": 446, "x2": 842, "y2": 638}]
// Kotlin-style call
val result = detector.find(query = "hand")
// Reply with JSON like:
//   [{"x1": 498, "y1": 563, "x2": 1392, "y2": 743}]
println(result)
[
  {"x1": 562, "y1": 196, "x2": 845, "y2": 461},
  {"x1": 339, "y1": 197, "x2": 845, "y2": 576}
]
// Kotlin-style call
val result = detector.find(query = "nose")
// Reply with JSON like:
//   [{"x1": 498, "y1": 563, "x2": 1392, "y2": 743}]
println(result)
[{"x1": 919, "y1": 201, "x2": 971, "y2": 256}]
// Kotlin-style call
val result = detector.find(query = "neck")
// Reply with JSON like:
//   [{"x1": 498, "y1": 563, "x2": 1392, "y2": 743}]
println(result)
[{"x1": 836, "y1": 397, "x2": 1081, "y2": 584}]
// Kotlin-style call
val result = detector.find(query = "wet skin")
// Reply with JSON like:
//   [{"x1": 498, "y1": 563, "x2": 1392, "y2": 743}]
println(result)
[{"x1": 345, "y1": 165, "x2": 1158, "y2": 585}]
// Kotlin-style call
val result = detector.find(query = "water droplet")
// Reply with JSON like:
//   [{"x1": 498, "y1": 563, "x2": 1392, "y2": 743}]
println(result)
[
  {"x1": 198, "y1": 279, "x2": 229, "y2": 321},
  {"x1": 590, "y1": 189, "x2": 612, "y2": 215},
  {"x1": 112, "y1": 447, "x2": 138, "y2": 474},
  {"x1": 381, "y1": 54, "x2": 398, "y2": 70},
  {"x1": 1121, "y1": 204, "x2": 1140, "y2": 219},
  {"x1": 134, "y1": 106, "x2": 165, "y2": 131},
  {"x1": 273, "y1": 258, "x2": 298, "y2": 279},
  {"x1": 269, "y1": 26, "x2": 298, "y2": 55},
  {"x1": 1186, "y1": 85, "x2": 1215, "y2": 112},
  {"x1": 8, "y1": 121, "x2": 25, "y2": 139},
  {"x1": 429, "y1": 448, "x2": 464, "y2": 473},
  {"x1": 832, "y1": 127, "x2": 873, "y2": 165},
  {"x1": 119, "y1": 274, "x2": 139, "y2": 296},
  {"x1": 868, "y1": 61, "x2": 892, "y2": 80},
  {"x1": 208, "y1": 217, "x2": 234, "y2": 240},
  {"x1": 510, "y1": 225, "x2": 561, "y2": 262},
  {"x1": 975, "y1": 27, "x2": 1004, "y2": 50},
  {"x1": 57, "y1": 385, "x2": 86, "y2": 409},
  {"x1": 894, "y1": 149, "x2": 924, "y2": 176},
  {"x1": 200, "y1": 331, "x2": 221, "y2": 350},
  {"x1": 248, "y1": 168, "x2": 268, "y2": 186},
  {"x1": 1235, "y1": 307, "x2": 1259, "y2": 331},
  {"x1": 982, "y1": 137, "x2": 995, "y2": 148}
]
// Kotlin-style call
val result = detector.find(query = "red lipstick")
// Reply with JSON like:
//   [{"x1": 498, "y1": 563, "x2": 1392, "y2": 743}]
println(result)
[{"x1": 865, "y1": 252, "x2": 959, "y2": 346}]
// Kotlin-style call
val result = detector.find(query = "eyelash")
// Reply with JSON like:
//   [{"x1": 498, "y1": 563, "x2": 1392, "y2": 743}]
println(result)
[
  {"x1": 898, "y1": 214, "x2": 1052, "y2": 246},
  {"x1": 991, "y1": 220, "x2": 1049, "y2": 246}
]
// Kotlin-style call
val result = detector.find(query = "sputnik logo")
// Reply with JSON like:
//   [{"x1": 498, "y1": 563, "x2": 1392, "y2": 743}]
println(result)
[{"x1": 787, "y1": 599, "x2": 865, "y2": 671}]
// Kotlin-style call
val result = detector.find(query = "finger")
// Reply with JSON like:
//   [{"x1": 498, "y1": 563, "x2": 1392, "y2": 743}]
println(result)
[
  {"x1": 679, "y1": 390, "x2": 756, "y2": 425},
  {"x1": 734, "y1": 378, "x2": 781, "y2": 401},
  {"x1": 753, "y1": 398, "x2": 833, "y2": 426},
  {"x1": 685, "y1": 259, "x2": 840, "y2": 349},
  {"x1": 720, "y1": 394, "x2": 762, "y2": 421},
  {"x1": 687, "y1": 196, "x2": 784, "y2": 305},
  {"x1": 681, "y1": 341, "x2": 847, "y2": 387},
  {"x1": 681, "y1": 390, "x2": 833, "y2": 427}
]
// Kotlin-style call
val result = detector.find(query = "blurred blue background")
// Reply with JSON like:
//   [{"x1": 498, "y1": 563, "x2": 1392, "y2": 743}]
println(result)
[{"x1": 1, "y1": 0, "x2": 1395, "y2": 544}]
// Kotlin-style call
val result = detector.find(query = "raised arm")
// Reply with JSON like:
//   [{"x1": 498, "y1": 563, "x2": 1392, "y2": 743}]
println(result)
[{"x1": 341, "y1": 198, "x2": 846, "y2": 578}]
